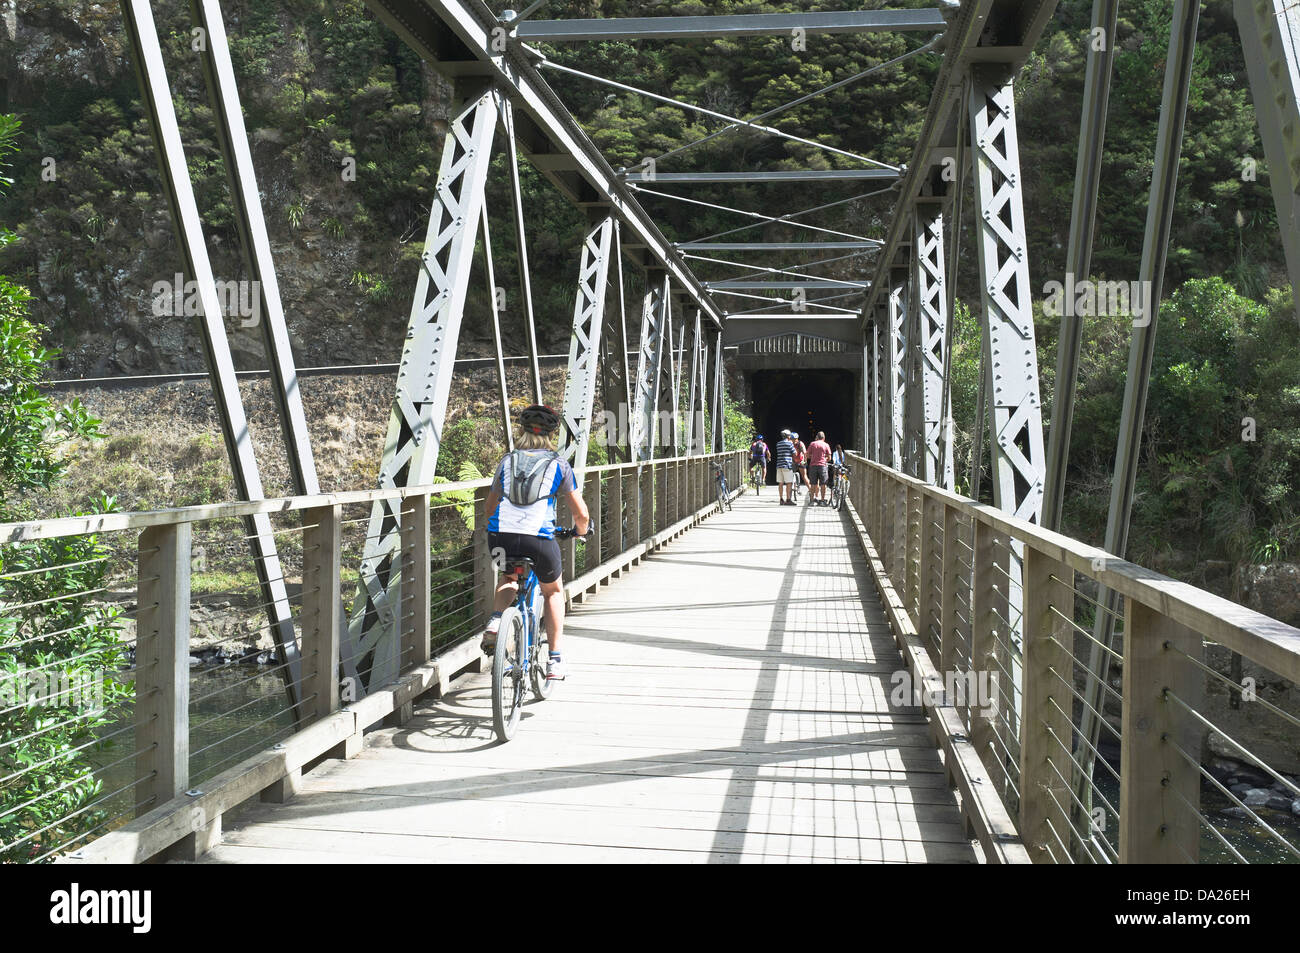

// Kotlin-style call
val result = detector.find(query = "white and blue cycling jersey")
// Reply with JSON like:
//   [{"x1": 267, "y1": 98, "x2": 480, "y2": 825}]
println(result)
[{"x1": 487, "y1": 451, "x2": 577, "y2": 539}]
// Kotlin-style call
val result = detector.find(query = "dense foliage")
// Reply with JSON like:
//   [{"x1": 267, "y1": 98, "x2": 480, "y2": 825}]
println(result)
[{"x1": 0, "y1": 116, "x2": 129, "y2": 863}]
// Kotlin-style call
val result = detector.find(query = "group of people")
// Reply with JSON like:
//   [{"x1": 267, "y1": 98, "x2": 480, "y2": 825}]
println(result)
[{"x1": 749, "y1": 430, "x2": 845, "y2": 506}]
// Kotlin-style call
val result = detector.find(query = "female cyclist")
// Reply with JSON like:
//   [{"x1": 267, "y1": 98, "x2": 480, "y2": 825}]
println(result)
[{"x1": 480, "y1": 404, "x2": 590, "y2": 681}]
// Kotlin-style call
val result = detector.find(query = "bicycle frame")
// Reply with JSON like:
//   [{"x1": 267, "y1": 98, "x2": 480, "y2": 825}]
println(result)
[{"x1": 505, "y1": 564, "x2": 541, "y2": 676}]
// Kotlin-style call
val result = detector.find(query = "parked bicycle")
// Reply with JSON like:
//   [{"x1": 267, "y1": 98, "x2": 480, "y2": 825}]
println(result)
[
  {"x1": 490, "y1": 525, "x2": 587, "y2": 742},
  {"x1": 831, "y1": 464, "x2": 851, "y2": 511},
  {"x1": 713, "y1": 461, "x2": 731, "y2": 512}
]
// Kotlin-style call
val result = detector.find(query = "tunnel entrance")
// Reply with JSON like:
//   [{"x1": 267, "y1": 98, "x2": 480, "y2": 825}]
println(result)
[{"x1": 749, "y1": 369, "x2": 857, "y2": 481}]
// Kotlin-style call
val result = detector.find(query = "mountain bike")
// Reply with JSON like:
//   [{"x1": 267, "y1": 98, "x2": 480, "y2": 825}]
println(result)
[
  {"x1": 749, "y1": 459, "x2": 766, "y2": 494},
  {"x1": 831, "y1": 464, "x2": 851, "y2": 511},
  {"x1": 713, "y1": 461, "x2": 731, "y2": 512},
  {"x1": 490, "y1": 526, "x2": 586, "y2": 743}
]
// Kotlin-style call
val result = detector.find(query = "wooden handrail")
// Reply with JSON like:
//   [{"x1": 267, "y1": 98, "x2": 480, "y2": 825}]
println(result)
[{"x1": 846, "y1": 453, "x2": 1300, "y2": 681}]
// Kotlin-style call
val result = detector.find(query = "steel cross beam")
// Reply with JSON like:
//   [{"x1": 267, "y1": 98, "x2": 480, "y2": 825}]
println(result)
[
  {"x1": 631, "y1": 274, "x2": 670, "y2": 461},
  {"x1": 514, "y1": 10, "x2": 948, "y2": 41},
  {"x1": 632, "y1": 171, "x2": 900, "y2": 184},
  {"x1": 559, "y1": 215, "x2": 616, "y2": 480},
  {"x1": 677, "y1": 242, "x2": 880, "y2": 252},
  {"x1": 349, "y1": 90, "x2": 496, "y2": 690},
  {"x1": 122, "y1": 0, "x2": 304, "y2": 719},
  {"x1": 364, "y1": 0, "x2": 723, "y2": 329},
  {"x1": 914, "y1": 203, "x2": 952, "y2": 487},
  {"x1": 708, "y1": 279, "x2": 870, "y2": 290}
]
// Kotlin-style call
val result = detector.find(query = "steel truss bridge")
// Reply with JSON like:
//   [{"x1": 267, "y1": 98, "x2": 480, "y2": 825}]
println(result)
[{"x1": 5, "y1": 0, "x2": 1300, "y2": 864}]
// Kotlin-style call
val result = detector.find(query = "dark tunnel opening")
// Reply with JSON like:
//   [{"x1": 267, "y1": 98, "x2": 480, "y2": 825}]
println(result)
[{"x1": 749, "y1": 369, "x2": 857, "y2": 482}]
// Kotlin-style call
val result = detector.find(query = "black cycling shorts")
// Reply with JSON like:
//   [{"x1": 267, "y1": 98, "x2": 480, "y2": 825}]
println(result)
[{"x1": 487, "y1": 532, "x2": 563, "y2": 584}]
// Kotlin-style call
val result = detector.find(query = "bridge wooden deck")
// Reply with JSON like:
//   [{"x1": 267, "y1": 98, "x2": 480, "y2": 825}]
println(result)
[{"x1": 202, "y1": 492, "x2": 978, "y2": 863}]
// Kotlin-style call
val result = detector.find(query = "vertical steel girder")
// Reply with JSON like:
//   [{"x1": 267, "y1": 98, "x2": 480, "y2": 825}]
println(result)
[
  {"x1": 632, "y1": 274, "x2": 671, "y2": 461},
  {"x1": 887, "y1": 282, "x2": 907, "y2": 470},
  {"x1": 870, "y1": 320, "x2": 883, "y2": 461},
  {"x1": 559, "y1": 216, "x2": 616, "y2": 479},
  {"x1": 350, "y1": 90, "x2": 496, "y2": 690},
  {"x1": 599, "y1": 222, "x2": 634, "y2": 462},
  {"x1": 481, "y1": 205, "x2": 513, "y2": 451},
  {"x1": 499, "y1": 98, "x2": 545, "y2": 405},
  {"x1": 123, "y1": 0, "x2": 304, "y2": 717},
  {"x1": 1045, "y1": 0, "x2": 1120, "y2": 530},
  {"x1": 967, "y1": 69, "x2": 1047, "y2": 526},
  {"x1": 686, "y1": 310, "x2": 707, "y2": 455},
  {"x1": 1236, "y1": 0, "x2": 1300, "y2": 324},
  {"x1": 904, "y1": 242, "x2": 926, "y2": 479},
  {"x1": 711, "y1": 328, "x2": 724, "y2": 452},
  {"x1": 861, "y1": 332, "x2": 871, "y2": 456},
  {"x1": 667, "y1": 311, "x2": 683, "y2": 457},
  {"x1": 914, "y1": 203, "x2": 953, "y2": 489},
  {"x1": 968, "y1": 66, "x2": 1048, "y2": 743},
  {"x1": 191, "y1": 0, "x2": 320, "y2": 499}
]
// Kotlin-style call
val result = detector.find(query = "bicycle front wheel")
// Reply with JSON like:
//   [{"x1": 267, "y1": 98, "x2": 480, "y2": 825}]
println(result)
[{"x1": 492, "y1": 607, "x2": 526, "y2": 742}]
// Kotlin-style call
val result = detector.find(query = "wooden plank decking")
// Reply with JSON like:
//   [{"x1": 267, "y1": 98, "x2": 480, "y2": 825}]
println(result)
[{"x1": 202, "y1": 492, "x2": 978, "y2": 863}]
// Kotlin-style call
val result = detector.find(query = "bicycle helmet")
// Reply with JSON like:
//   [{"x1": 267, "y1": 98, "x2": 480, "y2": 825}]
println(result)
[
  {"x1": 519, "y1": 404, "x2": 561, "y2": 435},
  {"x1": 754, "y1": 433, "x2": 764, "y2": 440}
]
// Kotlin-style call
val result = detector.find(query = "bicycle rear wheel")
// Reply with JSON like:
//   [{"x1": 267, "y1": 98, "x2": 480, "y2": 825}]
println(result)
[{"x1": 492, "y1": 607, "x2": 526, "y2": 742}]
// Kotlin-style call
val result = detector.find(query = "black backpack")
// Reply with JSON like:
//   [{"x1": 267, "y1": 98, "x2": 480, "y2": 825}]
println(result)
[{"x1": 501, "y1": 450, "x2": 562, "y2": 505}]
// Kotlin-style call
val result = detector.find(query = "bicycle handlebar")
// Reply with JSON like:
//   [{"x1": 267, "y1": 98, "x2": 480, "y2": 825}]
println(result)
[{"x1": 555, "y1": 526, "x2": 594, "y2": 540}]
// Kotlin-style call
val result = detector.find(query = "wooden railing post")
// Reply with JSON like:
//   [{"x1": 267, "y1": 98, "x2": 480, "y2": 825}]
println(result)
[
  {"x1": 629, "y1": 467, "x2": 642, "y2": 546},
  {"x1": 135, "y1": 523, "x2": 191, "y2": 817},
  {"x1": 906, "y1": 486, "x2": 922, "y2": 626},
  {"x1": 918, "y1": 493, "x2": 942, "y2": 664},
  {"x1": 1019, "y1": 545, "x2": 1075, "y2": 861},
  {"x1": 656, "y1": 461, "x2": 668, "y2": 532},
  {"x1": 1120, "y1": 599, "x2": 1203, "y2": 863},
  {"x1": 969, "y1": 517, "x2": 1001, "y2": 769},
  {"x1": 473, "y1": 485, "x2": 495, "y2": 663},
  {"x1": 300, "y1": 505, "x2": 342, "y2": 724},
  {"x1": 400, "y1": 494, "x2": 430, "y2": 671},
  {"x1": 558, "y1": 491, "x2": 576, "y2": 579},
  {"x1": 940, "y1": 504, "x2": 961, "y2": 677},
  {"x1": 385, "y1": 494, "x2": 429, "y2": 727},
  {"x1": 607, "y1": 466, "x2": 624, "y2": 555},
  {"x1": 583, "y1": 472, "x2": 602, "y2": 573}
]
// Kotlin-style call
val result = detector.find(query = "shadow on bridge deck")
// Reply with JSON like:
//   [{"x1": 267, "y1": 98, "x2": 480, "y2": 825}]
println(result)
[{"x1": 200, "y1": 492, "x2": 978, "y2": 863}]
